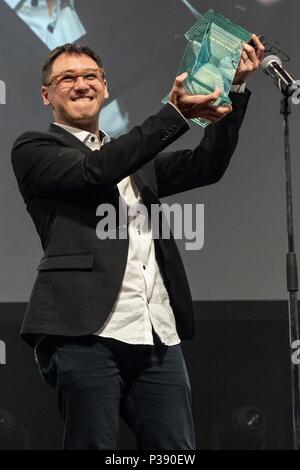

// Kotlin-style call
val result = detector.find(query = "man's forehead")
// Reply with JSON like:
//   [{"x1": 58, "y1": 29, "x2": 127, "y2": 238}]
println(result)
[{"x1": 51, "y1": 53, "x2": 99, "y2": 74}]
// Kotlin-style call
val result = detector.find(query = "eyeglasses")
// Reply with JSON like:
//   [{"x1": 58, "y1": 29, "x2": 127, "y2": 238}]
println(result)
[{"x1": 45, "y1": 68, "x2": 106, "y2": 88}]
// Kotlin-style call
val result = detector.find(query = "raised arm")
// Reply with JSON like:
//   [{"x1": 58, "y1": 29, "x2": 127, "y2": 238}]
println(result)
[
  {"x1": 154, "y1": 91, "x2": 250, "y2": 198},
  {"x1": 12, "y1": 104, "x2": 189, "y2": 203}
]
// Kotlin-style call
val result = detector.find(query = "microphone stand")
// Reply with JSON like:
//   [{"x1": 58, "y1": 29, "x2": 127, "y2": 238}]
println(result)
[{"x1": 280, "y1": 86, "x2": 300, "y2": 450}]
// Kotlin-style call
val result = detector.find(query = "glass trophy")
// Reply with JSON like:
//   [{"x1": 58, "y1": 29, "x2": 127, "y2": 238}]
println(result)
[{"x1": 162, "y1": 9, "x2": 252, "y2": 128}]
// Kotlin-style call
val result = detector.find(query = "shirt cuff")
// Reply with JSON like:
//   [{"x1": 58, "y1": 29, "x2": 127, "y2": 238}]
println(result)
[
  {"x1": 230, "y1": 83, "x2": 246, "y2": 93},
  {"x1": 168, "y1": 101, "x2": 190, "y2": 125}
]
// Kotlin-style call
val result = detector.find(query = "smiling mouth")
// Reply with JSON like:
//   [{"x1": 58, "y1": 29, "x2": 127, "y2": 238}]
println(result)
[{"x1": 71, "y1": 97, "x2": 94, "y2": 102}]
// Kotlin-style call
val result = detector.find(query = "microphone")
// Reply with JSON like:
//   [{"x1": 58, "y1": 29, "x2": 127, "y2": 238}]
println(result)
[{"x1": 262, "y1": 55, "x2": 299, "y2": 96}]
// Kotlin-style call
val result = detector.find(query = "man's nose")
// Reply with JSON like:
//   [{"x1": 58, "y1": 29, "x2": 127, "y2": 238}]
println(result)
[{"x1": 73, "y1": 76, "x2": 90, "y2": 91}]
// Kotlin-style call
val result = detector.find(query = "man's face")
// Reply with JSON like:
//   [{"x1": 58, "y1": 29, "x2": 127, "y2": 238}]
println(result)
[{"x1": 41, "y1": 53, "x2": 109, "y2": 127}]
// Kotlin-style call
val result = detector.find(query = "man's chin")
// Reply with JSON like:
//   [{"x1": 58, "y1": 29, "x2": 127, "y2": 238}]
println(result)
[
  {"x1": 68, "y1": 112, "x2": 98, "y2": 124},
  {"x1": 58, "y1": 114, "x2": 98, "y2": 131}
]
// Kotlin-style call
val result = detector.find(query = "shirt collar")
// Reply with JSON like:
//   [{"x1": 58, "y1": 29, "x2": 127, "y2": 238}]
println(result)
[{"x1": 53, "y1": 122, "x2": 111, "y2": 146}]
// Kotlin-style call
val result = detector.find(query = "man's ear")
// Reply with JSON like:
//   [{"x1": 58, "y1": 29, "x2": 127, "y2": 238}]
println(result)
[
  {"x1": 104, "y1": 80, "x2": 109, "y2": 100},
  {"x1": 41, "y1": 86, "x2": 51, "y2": 106}
]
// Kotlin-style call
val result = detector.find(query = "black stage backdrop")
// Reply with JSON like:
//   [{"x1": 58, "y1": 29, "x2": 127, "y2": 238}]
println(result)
[{"x1": 0, "y1": 301, "x2": 293, "y2": 450}]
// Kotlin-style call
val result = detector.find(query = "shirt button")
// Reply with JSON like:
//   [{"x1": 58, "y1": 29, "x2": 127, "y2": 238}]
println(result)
[
  {"x1": 138, "y1": 230, "x2": 141, "y2": 235},
  {"x1": 91, "y1": 136, "x2": 95, "y2": 142},
  {"x1": 143, "y1": 265, "x2": 146, "y2": 270}
]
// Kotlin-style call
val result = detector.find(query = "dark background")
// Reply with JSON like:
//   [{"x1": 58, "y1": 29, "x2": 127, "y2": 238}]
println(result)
[{"x1": 0, "y1": 0, "x2": 299, "y2": 449}]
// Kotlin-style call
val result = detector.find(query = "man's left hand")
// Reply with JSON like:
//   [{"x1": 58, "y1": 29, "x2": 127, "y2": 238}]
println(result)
[{"x1": 233, "y1": 34, "x2": 265, "y2": 85}]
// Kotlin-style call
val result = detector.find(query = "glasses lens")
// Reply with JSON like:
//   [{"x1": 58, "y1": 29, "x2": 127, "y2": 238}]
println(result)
[{"x1": 51, "y1": 69, "x2": 103, "y2": 87}]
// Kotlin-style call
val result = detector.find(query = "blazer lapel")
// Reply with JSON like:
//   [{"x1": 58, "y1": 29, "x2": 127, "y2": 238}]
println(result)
[
  {"x1": 48, "y1": 123, "x2": 158, "y2": 202},
  {"x1": 48, "y1": 123, "x2": 92, "y2": 153},
  {"x1": 132, "y1": 165, "x2": 158, "y2": 204},
  {"x1": 48, "y1": 123, "x2": 120, "y2": 196}
]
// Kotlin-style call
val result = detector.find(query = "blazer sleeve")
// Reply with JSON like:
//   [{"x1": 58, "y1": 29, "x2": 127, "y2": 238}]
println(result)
[
  {"x1": 11, "y1": 103, "x2": 189, "y2": 203},
  {"x1": 154, "y1": 90, "x2": 251, "y2": 198}
]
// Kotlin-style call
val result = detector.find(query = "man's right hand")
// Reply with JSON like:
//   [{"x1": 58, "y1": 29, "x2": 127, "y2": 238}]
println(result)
[{"x1": 168, "y1": 72, "x2": 233, "y2": 122}]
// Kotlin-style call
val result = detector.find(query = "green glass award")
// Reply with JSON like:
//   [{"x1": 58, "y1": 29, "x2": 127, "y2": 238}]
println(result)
[{"x1": 163, "y1": 9, "x2": 252, "y2": 127}]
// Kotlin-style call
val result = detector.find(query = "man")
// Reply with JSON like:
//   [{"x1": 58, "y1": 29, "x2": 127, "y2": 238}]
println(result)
[{"x1": 11, "y1": 38, "x2": 264, "y2": 450}]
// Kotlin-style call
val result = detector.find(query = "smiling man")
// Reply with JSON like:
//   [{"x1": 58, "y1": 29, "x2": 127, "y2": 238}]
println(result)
[
  {"x1": 11, "y1": 40, "x2": 264, "y2": 450},
  {"x1": 41, "y1": 50, "x2": 108, "y2": 135}
]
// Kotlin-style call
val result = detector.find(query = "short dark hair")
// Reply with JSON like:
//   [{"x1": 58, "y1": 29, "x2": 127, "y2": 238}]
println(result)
[{"x1": 42, "y1": 43, "x2": 104, "y2": 85}]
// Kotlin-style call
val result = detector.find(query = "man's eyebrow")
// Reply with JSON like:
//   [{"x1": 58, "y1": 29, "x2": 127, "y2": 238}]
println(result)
[{"x1": 55, "y1": 67, "x2": 101, "y2": 74}]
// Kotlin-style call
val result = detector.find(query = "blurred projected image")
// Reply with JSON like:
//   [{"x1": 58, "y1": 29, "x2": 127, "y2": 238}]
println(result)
[
  {"x1": 100, "y1": 99, "x2": 129, "y2": 138},
  {"x1": 257, "y1": 0, "x2": 283, "y2": 4},
  {"x1": 2, "y1": 0, "x2": 86, "y2": 49},
  {"x1": 178, "y1": 0, "x2": 201, "y2": 18},
  {"x1": 179, "y1": 0, "x2": 284, "y2": 15}
]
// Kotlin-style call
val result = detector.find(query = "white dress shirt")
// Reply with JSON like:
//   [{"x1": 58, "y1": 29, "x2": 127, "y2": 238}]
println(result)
[{"x1": 54, "y1": 122, "x2": 181, "y2": 346}]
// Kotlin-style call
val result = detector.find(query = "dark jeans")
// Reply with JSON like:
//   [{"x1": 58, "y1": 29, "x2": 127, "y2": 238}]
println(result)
[{"x1": 35, "y1": 334, "x2": 195, "y2": 450}]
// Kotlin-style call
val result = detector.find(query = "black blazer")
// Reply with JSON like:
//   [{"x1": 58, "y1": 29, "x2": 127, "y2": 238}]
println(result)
[{"x1": 11, "y1": 95, "x2": 250, "y2": 347}]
